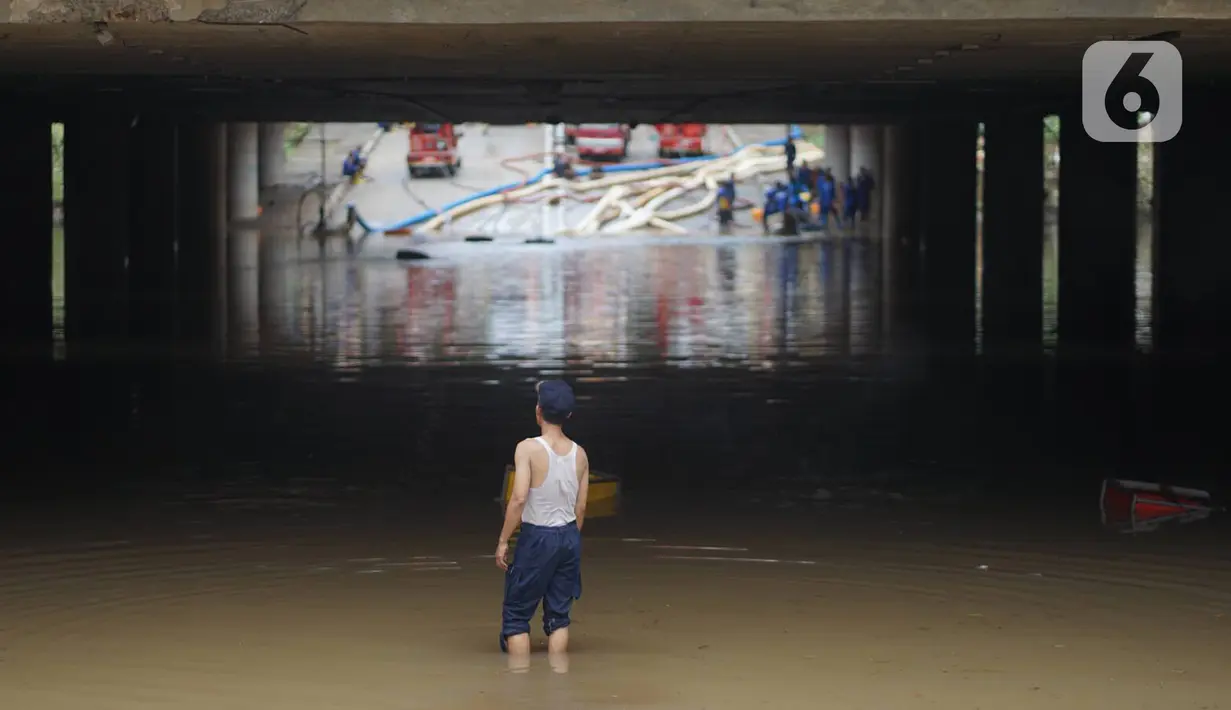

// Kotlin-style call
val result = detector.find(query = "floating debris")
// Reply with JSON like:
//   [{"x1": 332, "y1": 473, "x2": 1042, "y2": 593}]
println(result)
[{"x1": 1100, "y1": 478, "x2": 1220, "y2": 533}]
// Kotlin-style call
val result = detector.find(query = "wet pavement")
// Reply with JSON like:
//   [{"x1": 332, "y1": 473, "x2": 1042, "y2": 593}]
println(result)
[
  {"x1": 3, "y1": 128, "x2": 1229, "y2": 709},
  {"x1": 346, "y1": 123, "x2": 796, "y2": 252}
]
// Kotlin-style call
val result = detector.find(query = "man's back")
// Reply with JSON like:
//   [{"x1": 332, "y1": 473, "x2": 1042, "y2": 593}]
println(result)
[{"x1": 522, "y1": 436, "x2": 581, "y2": 527}]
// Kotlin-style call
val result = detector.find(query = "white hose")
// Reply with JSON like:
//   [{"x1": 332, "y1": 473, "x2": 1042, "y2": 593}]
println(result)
[{"x1": 419, "y1": 140, "x2": 824, "y2": 235}]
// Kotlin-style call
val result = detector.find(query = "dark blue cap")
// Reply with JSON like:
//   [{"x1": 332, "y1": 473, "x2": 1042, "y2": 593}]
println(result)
[{"x1": 536, "y1": 380, "x2": 575, "y2": 417}]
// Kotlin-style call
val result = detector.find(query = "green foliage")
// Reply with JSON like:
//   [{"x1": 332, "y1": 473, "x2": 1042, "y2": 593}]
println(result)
[
  {"x1": 284, "y1": 122, "x2": 313, "y2": 152},
  {"x1": 1043, "y1": 115, "x2": 1060, "y2": 141}
]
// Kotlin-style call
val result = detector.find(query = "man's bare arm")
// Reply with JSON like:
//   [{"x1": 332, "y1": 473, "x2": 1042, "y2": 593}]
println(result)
[
  {"x1": 499, "y1": 440, "x2": 533, "y2": 545},
  {"x1": 574, "y1": 446, "x2": 590, "y2": 532}
]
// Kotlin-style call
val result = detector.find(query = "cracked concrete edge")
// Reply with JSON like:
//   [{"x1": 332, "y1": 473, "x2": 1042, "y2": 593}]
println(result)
[
  {"x1": 5, "y1": 0, "x2": 1231, "y2": 24},
  {"x1": 2, "y1": 0, "x2": 299, "y2": 23}
]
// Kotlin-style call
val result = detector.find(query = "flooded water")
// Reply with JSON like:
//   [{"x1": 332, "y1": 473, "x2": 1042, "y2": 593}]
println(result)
[{"x1": 4, "y1": 228, "x2": 1229, "y2": 709}]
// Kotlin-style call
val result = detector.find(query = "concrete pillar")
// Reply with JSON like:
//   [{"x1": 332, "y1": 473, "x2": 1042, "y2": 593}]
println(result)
[
  {"x1": 1057, "y1": 108, "x2": 1137, "y2": 354},
  {"x1": 880, "y1": 125, "x2": 904, "y2": 346},
  {"x1": 823, "y1": 125, "x2": 851, "y2": 181},
  {"x1": 229, "y1": 228, "x2": 261, "y2": 356},
  {"x1": 258, "y1": 122, "x2": 286, "y2": 189},
  {"x1": 982, "y1": 113, "x2": 1044, "y2": 352},
  {"x1": 63, "y1": 112, "x2": 132, "y2": 348},
  {"x1": 881, "y1": 123, "x2": 925, "y2": 347},
  {"x1": 850, "y1": 124, "x2": 883, "y2": 220},
  {"x1": 1153, "y1": 96, "x2": 1231, "y2": 355},
  {"x1": 227, "y1": 122, "x2": 260, "y2": 221},
  {"x1": 918, "y1": 118, "x2": 979, "y2": 352},
  {"x1": 128, "y1": 115, "x2": 179, "y2": 346},
  {"x1": 126, "y1": 115, "x2": 180, "y2": 430},
  {"x1": 0, "y1": 115, "x2": 53, "y2": 352},
  {"x1": 819, "y1": 239, "x2": 849, "y2": 353},
  {"x1": 258, "y1": 232, "x2": 289, "y2": 346},
  {"x1": 176, "y1": 123, "x2": 227, "y2": 348},
  {"x1": 849, "y1": 238, "x2": 879, "y2": 355},
  {"x1": 210, "y1": 124, "x2": 229, "y2": 352},
  {"x1": 880, "y1": 126, "x2": 901, "y2": 240}
]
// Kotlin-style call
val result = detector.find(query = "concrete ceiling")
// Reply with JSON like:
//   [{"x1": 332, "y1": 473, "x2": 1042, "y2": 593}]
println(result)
[{"x1": 3, "y1": 20, "x2": 1230, "y2": 122}]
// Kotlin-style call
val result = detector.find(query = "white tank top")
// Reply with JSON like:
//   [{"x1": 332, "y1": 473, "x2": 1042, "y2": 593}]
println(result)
[{"x1": 522, "y1": 437, "x2": 580, "y2": 527}]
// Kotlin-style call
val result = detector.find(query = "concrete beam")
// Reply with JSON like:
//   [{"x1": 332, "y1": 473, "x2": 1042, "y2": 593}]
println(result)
[{"x1": 5, "y1": 0, "x2": 1230, "y2": 24}]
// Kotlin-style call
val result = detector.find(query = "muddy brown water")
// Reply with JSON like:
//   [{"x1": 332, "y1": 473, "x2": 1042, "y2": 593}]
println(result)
[{"x1": 4, "y1": 236, "x2": 1228, "y2": 709}]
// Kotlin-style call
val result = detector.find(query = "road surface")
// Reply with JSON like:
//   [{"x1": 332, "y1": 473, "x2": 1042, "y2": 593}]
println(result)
[{"x1": 345, "y1": 123, "x2": 801, "y2": 255}]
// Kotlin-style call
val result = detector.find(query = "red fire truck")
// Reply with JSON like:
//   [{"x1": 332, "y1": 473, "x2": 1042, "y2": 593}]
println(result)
[
  {"x1": 574, "y1": 124, "x2": 631, "y2": 161},
  {"x1": 407, "y1": 123, "x2": 462, "y2": 177},
  {"x1": 655, "y1": 124, "x2": 708, "y2": 158}
]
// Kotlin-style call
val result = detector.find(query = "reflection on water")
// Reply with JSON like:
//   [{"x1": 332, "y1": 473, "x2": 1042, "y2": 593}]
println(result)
[
  {"x1": 241, "y1": 237, "x2": 884, "y2": 370},
  {"x1": 12, "y1": 226, "x2": 1220, "y2": 506},
  {"x1": 242, "y1": 224, "x2": 1157, "y2": 375},
  {"x1": 9, "y1": 228, "x2": 1230, "y2": 710},
  {"x1": 1028, "y1": 213, "x2": 1154, "y2": 352}
]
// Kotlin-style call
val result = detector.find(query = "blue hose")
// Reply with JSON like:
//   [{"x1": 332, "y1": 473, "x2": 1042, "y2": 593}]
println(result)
[{"x1": 350, "y1": 132, "x2": 798, "y2": 234}]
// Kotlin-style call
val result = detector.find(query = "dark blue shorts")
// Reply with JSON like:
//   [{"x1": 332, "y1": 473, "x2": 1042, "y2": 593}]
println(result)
[{"x1": 501, "y1": 521, "x2": 582, "y2": 643}]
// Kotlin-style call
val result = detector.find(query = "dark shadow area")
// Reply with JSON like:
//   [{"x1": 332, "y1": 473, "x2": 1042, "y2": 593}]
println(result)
[
  {"x1": 3, "y1": 84, "x2": 1230, "y2": 704},
  {"x1": 4, "y1": 237, "x2": 1225, "y2": 508}
]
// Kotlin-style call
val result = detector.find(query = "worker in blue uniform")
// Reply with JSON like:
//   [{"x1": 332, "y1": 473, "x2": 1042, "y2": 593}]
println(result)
[
  {"x1": 841, "y1": 174, "x2": 859, "y2": 228},
  {"x1": 342, "y1": 148, "x2": 367, "y2": 183},
  {"x1": 553, "y1": 153, "x2": 575, "y2": 180},
  {"x1": 824, "y1": 169, "x2": 842, "y2": 225},
  {"x1": 761, "y1": 181, "x2": 789, "y2": 234},
  {"x1": 856, "y1": 167, "x2": 876, "y2": 224},
  {"x1": 716, "y1": 175, "x2": 736, "y2": 227},
  {"x1": 792, "y1": 168, "x2": 816, "y2": 230},
  {"x1": 815, "y1": 170, "x2": 836, "y2": 229},
  {"x1": 797, "y1": 163, "x2": 815, "y2": 197},
  {"x1": 763, "y1": 180, "x2": 809, "y2": 235}
]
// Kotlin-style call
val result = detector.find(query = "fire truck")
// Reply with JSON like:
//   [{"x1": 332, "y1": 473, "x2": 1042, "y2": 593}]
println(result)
[
  {"x1": 406, "y1": 123, "x2": 462, "y2": 177},
  {"x1": 655, "y1": 124, "x2": 708, "y2": 158},
  {"x1": 574, "y1": 124, "x2": 631, "y2": 161}
]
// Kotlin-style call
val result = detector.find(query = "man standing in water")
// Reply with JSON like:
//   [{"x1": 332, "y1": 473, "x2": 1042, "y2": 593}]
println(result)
[{"x1": 496, "y1": 380, "x2": 590, "y2": 658}]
